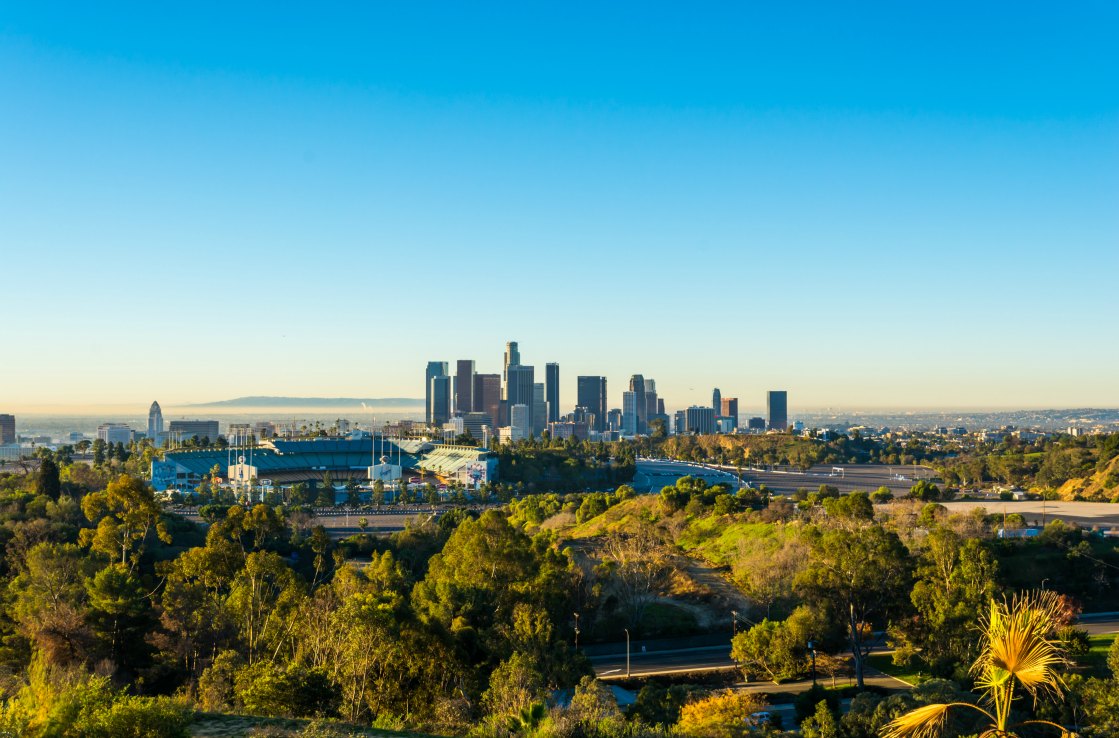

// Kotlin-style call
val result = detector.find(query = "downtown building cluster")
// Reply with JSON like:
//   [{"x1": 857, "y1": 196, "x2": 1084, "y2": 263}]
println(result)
[{"x1": 424, "y1": 342, "x2": 791, "y2": 443}]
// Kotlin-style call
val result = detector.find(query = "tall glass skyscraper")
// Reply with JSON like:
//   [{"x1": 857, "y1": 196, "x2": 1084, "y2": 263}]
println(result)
[
  {"x1": 545, "y1": 363, "x2": 560, "y2": 423},
  {"x1": 577, "y1": 376, "x2": 607, "y2": 432},
  {"x1": 767, "y1": 390, "x2": 788, "y2": 431},
  {"x1": 425, "y1": 361, "x2": 449, "y2": 424}
]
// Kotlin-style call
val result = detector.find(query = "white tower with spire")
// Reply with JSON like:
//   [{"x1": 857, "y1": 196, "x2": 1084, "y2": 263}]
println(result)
[{"x1": 148, "y1": 401, "x2": 164, "y2": 444}]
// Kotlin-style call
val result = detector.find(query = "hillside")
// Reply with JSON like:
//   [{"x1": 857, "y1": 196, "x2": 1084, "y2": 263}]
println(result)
[{"x1": 1057, "y1": 455, "x2": 1119, "y2": 502}]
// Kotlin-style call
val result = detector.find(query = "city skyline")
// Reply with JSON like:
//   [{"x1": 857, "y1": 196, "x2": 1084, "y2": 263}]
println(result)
[{"x1": 2, "y1": 5, "x2": 1117, "y2": 410}]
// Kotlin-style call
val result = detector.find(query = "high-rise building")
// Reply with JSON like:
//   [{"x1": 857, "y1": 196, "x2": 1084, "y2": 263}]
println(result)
[
  {"x1": 622, "y1": 391, "x2": 638, "y2": 436},
  {"x1": 429, "y1": 375, "x2": 452, "y2": 426},
  {"x1": 474, "y1": 374, "x2": 502, "y2": 431},
  {"x1": 607, "y1": 408, "x2": 622, "y2": 432},
  {"x1": 97, "y1": 423, "x2": 134, "y2": 445},
  {"x1": 545, "y1": 363, "x2": 560, "y2": 423},
  {"x1": 657, "y1": 398, "x2": 666, "y2": 415},
  {"x1": 712, "y1": 388, "x2": 722, "y2": 417},
  {"x1": 577, "y1": 376, "x2": 608, "y2": 432},
  {"x1": 506, "y1": 364, "x2": 535, "y2": 432},
  {"x1": 461, "y1": 412, "x2": 493, "y2": 444},
  {"x1": 0, "y1": 414, "x2": 15, "y2": 445},
  {"x1": 767, "y1": 391, "x2": 788, "y2": 431},
  {"x1": 425, "y1": 361, "x2": 449, "y2": 424},
  {"x1": 532, "y1": 383, "x2": 547, "y2": 436},
  {"x1": 747, "y1": 416, "x2": 766, "y2": 431},
  {"x1": 455, "y1": 360, "x2": 475, "y2": 415},
  {"x1": 684, "y1": 406, "x2": 716, "y2": 435},
  {"x1": 147, "y1": 401, "x2": 163, "y2": 442},
  {"x1": 168, "y1": 419, "x2": 220, "y2": 443},
  {"x1": 674, "y1": 410, "x2": 687, "y2": 435},
  {"x1": 503, "y1": 341, "x2": 520, "y2": 396},
  {"x1": 509, "y1": 403, "x2": 530, "y2": 441},
  {"x1": 628, "y1": 375, "x2": 647, "y2": 434},
  {"x1": 720, "y1": 397, "x2": 739, "y2": 431},
  {"x1": 644, "y1": 378, "x2": 658, "y2": 428}
]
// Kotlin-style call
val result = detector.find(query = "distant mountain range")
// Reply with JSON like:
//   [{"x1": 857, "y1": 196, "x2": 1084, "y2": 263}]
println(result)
[{"x1": 185, "y1": 396, "x2": 423, "y2": 408}]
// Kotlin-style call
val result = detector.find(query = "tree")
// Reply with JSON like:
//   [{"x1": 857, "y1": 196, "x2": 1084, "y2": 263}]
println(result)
[
  {"x1": 36, "y1": 456, "x2": 62, "y2": 500},
  {"x1": 802, "y1": 699, "x2": 842, "y2": 738},
  {"x1": 731, "y1": 618, "x2": 802, "y2": 683},
  {"x1": 600, "y1": 529, "x2": 672, "y2": 629},
  {"x1": 79, "y1": 474, "x2": 171, "y2": 573},
  {"x1": 797, "y1": 525, "x2": 913, "y2": 688},
  {"x1": 675, "y1": 690, "x2": 769, "y2": 738},
  {"x1": 883, "y1": 591, "x2": 1071, "y2": 738}
]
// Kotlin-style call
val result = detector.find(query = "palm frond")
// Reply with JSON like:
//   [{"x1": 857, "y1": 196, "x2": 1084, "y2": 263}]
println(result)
[{"x1": 881, "y1": 702, "x2": 991, "y2": 738}]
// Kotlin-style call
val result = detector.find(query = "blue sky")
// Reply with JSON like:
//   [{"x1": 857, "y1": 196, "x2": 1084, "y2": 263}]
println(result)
[{"x1": 2, "y1": 3, "x2": 1117, "y2": 413}]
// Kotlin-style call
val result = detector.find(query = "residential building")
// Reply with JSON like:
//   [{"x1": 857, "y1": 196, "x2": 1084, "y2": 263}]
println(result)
[
  {"x1": 767, "y1": 391, "x2": 788, "y2": 431},
  {"x1": 455, "y1": 360, "x2": 475, "y2": 415},
  {"x1": 576, "y1": 376, "x2": 608, "y2": 432},
  {"x1": 425, "y1": 361, "x2": 449, "y2": 424},
  {"x1": 545, "y1": 363, "x2": 560, "y2": 423}
]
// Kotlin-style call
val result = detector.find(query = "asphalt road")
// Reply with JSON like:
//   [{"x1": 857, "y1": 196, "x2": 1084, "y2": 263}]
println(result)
[
  {"x1": 634, "y1": 458, "x2": 932, "y2": 496},
  {"x1": 590, "y1": 617, "x2": 1119, "y2": 680}
]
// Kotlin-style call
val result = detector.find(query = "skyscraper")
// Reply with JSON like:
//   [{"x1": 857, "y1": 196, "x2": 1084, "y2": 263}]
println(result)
[
  {"x1": 506, "y1": 364, "x2": 535, "y2": 432},
  {"x1": 577, "y1": 376, "x2": 607, "y2": 432},
  {"x1": 0, "y1": 414, "x2": 15, "y2": 445},
  {"x1": 532, "y1": 383, "x2": 547, "y2": 436},
  {"x1": 503, "y1": 341, "x2": 520, "y2": 396},
  {"x1": 767, "y1": 390, "x2": 788, "y2": 431},
  {"x1": 622, "y1": 391, "x2": 638, "y2": 436},
  {"x1": 147, "y1": 401, "x2": 163, "y2": 442},
  {"x1": 545, "y1": 363, "x2": 560, "y2": 423},
  {"x1": 712, "y1": 388, "x2": 721, "y2": 417},
  {"x1": 425, "y1": 361, "x2": 449, "y2": 424},
  {"x1": 644, "y1": 378, "x2": 658, "y2": 428},
  {"x1": 721, "y1": 397, "x2": 739, "y2": 431},
  {"x1": 430, "y1": 375, "x2": 452, "y2": 426},
  {"x1": 685, "y1": 406, "x2": 716, "y2": 435},
  {"x1": 474, "y1": 374, "x2": 502, "y2": 431},
  {"x1": 628, "y1": 374, "x2": 647, "y2": 434},
  {"x1": 455, "y1": 360, "x2": 475, "y2": 415},
  {"x1": 509, "y1": 403, "x2": 530, "y2": 441}
]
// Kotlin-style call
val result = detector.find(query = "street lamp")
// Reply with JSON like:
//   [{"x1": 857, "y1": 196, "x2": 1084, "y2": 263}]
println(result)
[
  {"x1": 807, "y1": 640, "x2": 817, "y2": 686},
  {"x1": 732, "y1": 610, "x2": 738, "y2": 636},
  {"x1": 573, "y1": 612, "x2": 581, "y2": 650}
]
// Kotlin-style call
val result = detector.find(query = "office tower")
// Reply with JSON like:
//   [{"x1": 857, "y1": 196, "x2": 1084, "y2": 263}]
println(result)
[
  {"x1": 0, "y1": 414, "x2": 15, "y2": 445},
  {"x1": 644, "y1": 378, "x2": 658, "y2": 427},
  {"x1": 721, "y1": 397, "x2": 739, "y2": 431},
  {"x1": 510, "y1": 403, "x2": 530, "y2": 441},
  {"x1": 503, "y1": 341, "x2": 520, "y2": 395},
  {"x1": 622, "y1": 391, "x2": 638, "y2": 436},
  {"x1": 429, "y1": 375, "x2": 452, "y2": 426},
  {"x1": 97, "y1": 423, "x2": 134, "y2": 444},
  {"x1": 685, "y1": 406, "x2": 716, "y2": 435},
  {"x1": 712, "y1": 388, "x2": 721, "y2": 417},
  {"x1": 545, "y1": 363, "x2": 560, "y2": 423},
  {"x1": 628, "y1": 374, "x2": 647, "y2": 434},
  {"x1": 167, "y1": 420, "x2": 219, "y2": 441},
  {"x1": 657, "y1": 398, "x2": 666, "y2": 415},
  {"x1": 577, "y1": 376, "x2": 608, "y2": 432},
  {"x1": 147, "y1": 401, "x2": 163, "y2": 442},
  {"x1": 532, "y1": 383, "x2": 547, "y2": 436},
  {"x1": 767, "y1": 390, "x2": 788, "y2": 431},
  {"x1": 607, "y1": 408, "x2": 622, "y2": 432},
  {"x1": 506, "y1": 364, "x2": 535, "y2": 431},
  {"x1": 474, "y1": 374, "x2": 502, "y2": 431},
  {"x1": 425, "y1": 361, "x2": 449, "y2": 424},
  {"x1": 455, "y1": 360, "x2": 475, "y2": 414},
  {"x1": 462, "y1": 412, "x2": 493, "y2": 443},
  {"x1": 674, "y1": 410, "x2": 686, "y2": 435}
]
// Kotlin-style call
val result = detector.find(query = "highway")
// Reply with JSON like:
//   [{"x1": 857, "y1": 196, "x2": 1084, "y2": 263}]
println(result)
[
  {"x1": 589, "y1": 617, "x2": 1119, "y2": 681},
  {"x1": 634, "y1": 457, "x2": 930, "y2": 497}
]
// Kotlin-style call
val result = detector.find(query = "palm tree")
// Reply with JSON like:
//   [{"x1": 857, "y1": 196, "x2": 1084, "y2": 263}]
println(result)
[{"x1": 883, "y1": 590, "x2": 1073, "y2": 738}]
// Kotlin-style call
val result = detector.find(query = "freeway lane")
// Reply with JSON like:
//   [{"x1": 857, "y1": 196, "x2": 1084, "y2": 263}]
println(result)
[{"x1": 590, "y1": 618, "x2": 1119, "y2": 680}]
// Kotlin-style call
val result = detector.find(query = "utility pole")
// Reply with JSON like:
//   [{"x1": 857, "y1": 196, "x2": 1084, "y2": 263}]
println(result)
[{"x1": 624, "y1": 628, "x2": 631, "y2": 678}]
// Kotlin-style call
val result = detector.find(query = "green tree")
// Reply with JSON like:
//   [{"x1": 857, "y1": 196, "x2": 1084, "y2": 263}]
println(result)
[
  {"x1": 79, "y1": 474, "x2": 171, "y2": 573},
  {"x1": 36, "y1": 456, "x2": 62, "y2": 500},
  {"x1": 797, "y1": 524, "x2": 914, "y2": 688}
]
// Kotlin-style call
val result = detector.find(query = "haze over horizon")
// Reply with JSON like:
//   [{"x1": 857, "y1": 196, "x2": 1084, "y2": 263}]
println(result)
[{"x1": 2, "y1": 3, "x2": 1117, "y2": 410}]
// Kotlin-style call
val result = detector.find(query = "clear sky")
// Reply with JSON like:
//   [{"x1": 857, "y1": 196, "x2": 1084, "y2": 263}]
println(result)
[{"x1": 2, "y1": 3, "x2": 1117, "y2": 414}]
